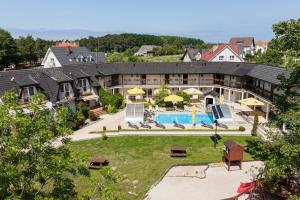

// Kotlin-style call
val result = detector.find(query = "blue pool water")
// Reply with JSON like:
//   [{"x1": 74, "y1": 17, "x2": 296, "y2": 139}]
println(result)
[{"x1": 154, "y1": 113, "x2": 214, "y2": 125}]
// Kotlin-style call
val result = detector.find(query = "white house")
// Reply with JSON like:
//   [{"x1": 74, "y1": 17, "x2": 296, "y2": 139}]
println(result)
[
  {"x1": 42, "y1": 46, "x2": 106, "y2": 68},
  {"x1": 201, "y1": 44, "x2": 244, "y2": 62},
  {"x1": 229, "y1": 37, "x2": 256, "y2": 57},
  {"x1": 255, "y1": 41, "x2": 268, "y2": 53}
]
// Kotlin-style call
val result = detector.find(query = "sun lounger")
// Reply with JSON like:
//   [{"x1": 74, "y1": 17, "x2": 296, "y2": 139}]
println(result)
[
  {"x1": 154, "y1": 121, "x2": 166, "y2": 129},
  {"x1": 201, "y1": 121, "x2": 214, "y2": 129},
  {"x1": 174, "y1": 106, "x2": 183, "y2": 112},
  {"x1": 184, "y1": 105, "x2": 192, "y2": 112},
  {"x1": 173, "y1": 121, "x2": 185, "y2": 129},
  {"x1": 139, "y1": 122, "x2": 152, "y2": 129},
  {"x1": 145, "y1": 118, "x2": 155, "y2": 123},
  {"x1": 127, "y1": 121, "x2": 139, "y2": 129},
  {"x1": 218, "y1": 123, "x2": 228, "y2": 129},
  {"x1": 155, "y1": 105, "x2": 163, "y2": 112}
]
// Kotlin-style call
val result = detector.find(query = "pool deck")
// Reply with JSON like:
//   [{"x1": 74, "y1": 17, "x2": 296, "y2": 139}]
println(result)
[{"x1": 70, "y1": 108, "x2": 254, "y2": 141}]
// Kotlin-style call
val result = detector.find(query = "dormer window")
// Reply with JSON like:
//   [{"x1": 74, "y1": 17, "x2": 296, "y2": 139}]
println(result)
[
  {"x1": 76, "y1": 55, "x2": 84, "y2": 62},
  {"x1": 219, "y1": 56, "x2": 224, "y2": 61},
  {"x1": 60, "y1": 83, "x2": 71, "y2": 97},
  {"x1": 78, "y1": 79, "x2": 88, "y2": 92},
  {"x1": 87, "y1": 55, "x2": 93, "y2": 62},
  {"x1": 22, "y1": 86, "x2": 36, "y2": 103}
]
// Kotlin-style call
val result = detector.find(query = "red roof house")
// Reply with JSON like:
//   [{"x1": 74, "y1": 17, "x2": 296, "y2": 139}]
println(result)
[{"x1": 201, "y1": 44, "x2": 244, "y2": 62}]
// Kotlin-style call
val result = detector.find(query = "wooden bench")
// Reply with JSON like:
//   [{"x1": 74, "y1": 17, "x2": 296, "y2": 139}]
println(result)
[
  {"x1": 170, "y1": 146, "x2": 187, "y2": 157},
  {"x1": 88, "y1": 157, "x2": 109, "y2": 169}
]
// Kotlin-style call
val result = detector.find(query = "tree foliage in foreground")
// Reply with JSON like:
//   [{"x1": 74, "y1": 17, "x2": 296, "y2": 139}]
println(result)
[
  {"x1": 255, "y1": 18, "x2": 300, "y2": 67},
  {"x1": 246, "y1": 62, "x2": 300, "y2": 197},
  {"x1": 0, "y1": 91, "x2": 89, "y2": 199},
  {"x1": 0, "y1": 28, "x2": 18, "y2": 69}
]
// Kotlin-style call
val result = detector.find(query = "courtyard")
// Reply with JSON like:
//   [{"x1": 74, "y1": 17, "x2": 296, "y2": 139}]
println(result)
[{"x1": 70, "y1": 135, "x2": 256, "y2": 199}]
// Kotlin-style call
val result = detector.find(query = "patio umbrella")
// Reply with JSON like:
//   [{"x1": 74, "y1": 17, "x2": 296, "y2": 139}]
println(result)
[
  {"x1": 191, "y1": 105, "x2": 197, "y2": 125},
  {"x1": 127, "y1": 88, "x2": 145, "y2": 95},
  {"x1": 153, "y1": 88, "x2": 171, "y2": 95},
  {"x1": 164, "y1": 95, "x2": 183, "y2": 104},
  {"x1": 238, "y1": 98, "x2": 264, "y2": 106},
  {"x1": 219, "y1": 94, "x2": 225, "y2": 104},
  {"x1": 183, "y1": 88, "x2": 203, "y2": 95}
]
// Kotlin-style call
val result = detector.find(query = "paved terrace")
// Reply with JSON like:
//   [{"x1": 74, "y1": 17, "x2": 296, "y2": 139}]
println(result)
[{"x1": 145, "y1": 161, "x2": 263, "y2": 200}]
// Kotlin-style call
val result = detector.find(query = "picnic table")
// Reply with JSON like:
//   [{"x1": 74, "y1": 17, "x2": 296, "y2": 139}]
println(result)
[
  {"x1": 88, "y1": 157, "x2": 109, "y2": 169},
  {"x1": 170, "y1": 146, "x2": 187, "y2": 157}
]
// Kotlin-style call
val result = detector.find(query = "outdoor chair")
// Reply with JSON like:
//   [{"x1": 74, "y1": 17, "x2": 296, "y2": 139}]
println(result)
[
  {"x1": 155, "y1": 105, "x2": 163, "y2": 112},
  {"x1": 140, "y1": 122, "x2": 152, "y2": 129},
  {"x1": 173, "y1": 121, "x2": 185, "y2": 129},
  {"x1": 127, "y1": 121, "x2": 139, "y2": 129},
  {"x1": 154, "y1": 121, "x2": 166, "y2": 129},
  {"x1": 184, "y1": 105, "x2": 192, "y2": 112},
  {"x1": 201, "y1": 121, "x2": 214, "y2": 129}
]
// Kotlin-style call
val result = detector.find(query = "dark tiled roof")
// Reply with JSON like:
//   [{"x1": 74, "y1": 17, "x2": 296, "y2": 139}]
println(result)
[
  {"x1": 0, "y1": 62, "x2": 290, "y2": 103},
  {"x1": 50, "y1": 47, "x2": 106, "y2": 65}
]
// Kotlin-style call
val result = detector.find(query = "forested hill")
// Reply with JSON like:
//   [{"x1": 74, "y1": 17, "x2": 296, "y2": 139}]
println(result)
[{"x1": 78, "y1": 33, "x2": 208, "y2": 52}]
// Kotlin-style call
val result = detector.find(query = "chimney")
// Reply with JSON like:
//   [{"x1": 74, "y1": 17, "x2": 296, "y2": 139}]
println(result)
[{"x1": 65, "y1": 47, "x2": 72, "y2": 55}]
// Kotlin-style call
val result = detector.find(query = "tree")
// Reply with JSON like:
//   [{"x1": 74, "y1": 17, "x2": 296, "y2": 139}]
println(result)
[
  {"x1": 99, "y1": 88, "x2": 124, "y2": 110},
  {"x1": 251, "y1": 112, "x2": 259, "y2": 136},
  {"x1": 16, "y1": 35, "x2": 38, "y2": 65},
  {"x1": 246, "y1": 62, "x2": 300, "y2": 197},
  {"x1": 154, "y1": 84, "x2": 170, "y2": 107},
  {"x1": 0, "y1": 28, "x2": 18, "y2": 69},
  {"x1": 255, "y1": 18, "x2": 300, "y2": 67},
  {"x1": 107, "y1": 52, "x2": 127, "y2": 63},
  {"x1": 0, "y1": 91, "x2": 89, "y2": 199}
]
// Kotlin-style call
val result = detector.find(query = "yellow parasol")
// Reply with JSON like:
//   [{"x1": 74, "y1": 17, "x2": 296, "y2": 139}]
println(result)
[
  {"x1": 191, "y1": 105, "x2": 197, "y2": 124},
  {"x1": 153, "y1": 88, "x2": 171, "y2": 95},
  {"x1": 183, "y1": 88, "x2": 203, "y2": 95},
  {"x1": 164, "y1": 95, "x2": 184, "y2": 104},
  {"x1": 219, "y1": 94, "x2": 225, "y2": 104},
  {"x1": 238, "y1": 98, "x2": 264, "y2": 106},
  {"x1": 127, "y1": 88, "x2": 145, "y2": 95}
]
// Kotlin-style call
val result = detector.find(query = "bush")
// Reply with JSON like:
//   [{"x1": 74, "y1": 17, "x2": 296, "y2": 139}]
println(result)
[
  {"x1": 118, "y1": 125, "x2": 122, "y2": 130},
  {"x1": 154, "y1": 84, "x2": 170, "y2": 107},
  {"x1": 99, "y1": 88, "x2": 124, "y2": 111},
  {"x1": 239, "y1": 126, "x2": 246, "y2": 131},
  {"x1": 101, "y1": 132, "x2": 108, "y2": 140},
  {"x1": 107, "y1": 104, "x2": 117, "y2": 114},
  {"x1": 143, "y1": 102, "x2": 151, "y2": 108},
  {"x1": 88, "y1": 110, "x2": 97, "y2": 121},
  {"x1": 121, "y1": 100, "x2": 126, "y2": 109},
  {"x1": 103, "y1": 126, "x2": 106, "y2": 131}
]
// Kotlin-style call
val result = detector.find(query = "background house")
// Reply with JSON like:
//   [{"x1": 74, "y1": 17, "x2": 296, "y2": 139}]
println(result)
[
  {"x1": 229, "y1": 37, "x2": 256, "y2": 57},
  {"x1": 42, "y1": 45, "x2": 106, "y2": 68},
  {"x1": 255, "y1": 41, "x2": 268, "y2": 53},
  {"x1": 181, "y1": 48, "x2": 209, "y2": 62},
  {"x1": 201, "y1": 44, "x2": 244, "y2": 62},
  {"x1": 134, "y1": 45, "x2": 161, "y2": 57}
]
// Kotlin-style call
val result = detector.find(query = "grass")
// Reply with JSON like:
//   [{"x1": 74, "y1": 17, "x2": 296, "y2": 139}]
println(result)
[
  {"x1": 142, "y1": 54, "x2": 183, "y2": 62},
  {"x1": 70, "y1": 135, "x2": 255, "y2": 199},
  {"x1": 92, "y1": 128, "x2": 245, "y2": 133}
]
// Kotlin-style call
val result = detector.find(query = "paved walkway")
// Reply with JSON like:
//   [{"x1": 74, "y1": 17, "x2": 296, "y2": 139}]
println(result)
[{"x1": 145, "y1": 161, "x2": 263, "y2": 200}]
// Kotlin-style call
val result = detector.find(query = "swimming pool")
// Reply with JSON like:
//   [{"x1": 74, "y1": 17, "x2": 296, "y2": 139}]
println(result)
[{"x1": 154, "y1": 113, "x2": 214, "y2": 125}]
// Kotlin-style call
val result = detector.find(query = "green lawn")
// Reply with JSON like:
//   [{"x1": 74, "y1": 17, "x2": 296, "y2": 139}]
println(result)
[
  {"x1": 70, "y1": 136, "x2": 255, "y2": 199},
  {"x1": 142, "y1": 54, "x2": 183, "y2": 62}
]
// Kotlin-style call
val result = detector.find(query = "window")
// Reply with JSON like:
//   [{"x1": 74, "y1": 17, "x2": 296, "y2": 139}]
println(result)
[
  {"x1": 50, "y1": 58, "x2": 55, "y2": 62},
  {"x1": 60, "y1": 83, "x2": 71, "y2": 97},
  {"x1": 229, "y1": 55, "x2": 234, "y2": 60},
  {"x1": 87, "y1": 55, "x2": 93, "y2": 62},
  {"x1": 22, "y1": 86, "x2": 35, "y2": 103},
  {"x1": 79, "y1": 79, "x2": 88, "y2": 92},
  {"x1": 219, "y1": 56, "x2": 224, "y2": 61}
]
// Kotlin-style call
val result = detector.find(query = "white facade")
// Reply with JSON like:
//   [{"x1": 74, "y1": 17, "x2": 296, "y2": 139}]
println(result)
[
  {"x1": 210, "y1": 48, "x2": 244, "y2": 62},
  {"x1": 255, "y1": 44, "x2": 268, "y2": 53},
  {"x1": 41, "y1": 48, "x2": 62, "y2": 68}
]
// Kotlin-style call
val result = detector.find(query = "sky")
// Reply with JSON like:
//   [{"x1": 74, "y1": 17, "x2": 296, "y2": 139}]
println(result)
[{"x1": 0, "y1": 0, "x2": 299, "y2": 42}]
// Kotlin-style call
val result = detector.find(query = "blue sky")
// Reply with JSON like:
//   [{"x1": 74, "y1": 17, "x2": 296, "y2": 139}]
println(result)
[{"x1": 0, "y1": 0, "x2": 299, "y2": 42}]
